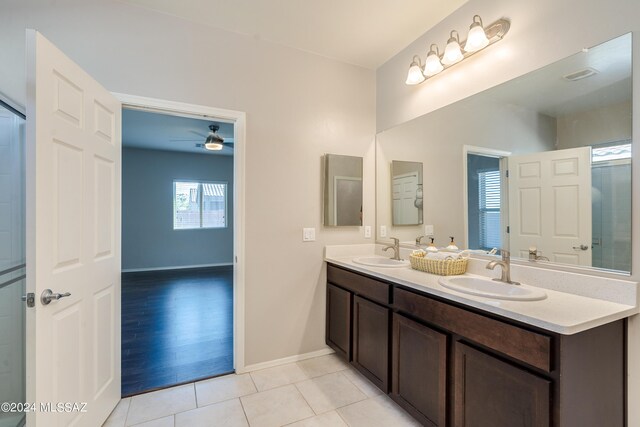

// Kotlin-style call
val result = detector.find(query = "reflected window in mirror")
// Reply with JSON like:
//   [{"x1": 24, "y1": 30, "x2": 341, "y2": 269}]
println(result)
[
  {"x1": 467, "y1": 153, "x2": 504, "y2": 251},
  {"x1": 323, "y1": 154, "x2": 363, "y2": 227}
]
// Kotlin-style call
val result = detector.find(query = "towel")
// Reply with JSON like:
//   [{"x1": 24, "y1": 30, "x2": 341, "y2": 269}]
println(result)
[{"x1": 425, "y1": 250, "x2": 471, "y2": 260}]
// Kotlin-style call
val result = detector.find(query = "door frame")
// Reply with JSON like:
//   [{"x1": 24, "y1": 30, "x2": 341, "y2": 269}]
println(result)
[
  {"x1": 112, "y1": 93, "x2": 247, "y2": 373},
  {"x1": 462, "y1": 145, "x2": 511, "y2": 251}
]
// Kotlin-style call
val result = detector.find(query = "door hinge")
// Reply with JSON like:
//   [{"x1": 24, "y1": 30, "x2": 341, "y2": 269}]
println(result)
[
  {"x1": 506, "y1": 226, "x2": 510, "y2": 234},
  {"x1": 505, "y1": 170, "x2": 509, "y2": 178}
]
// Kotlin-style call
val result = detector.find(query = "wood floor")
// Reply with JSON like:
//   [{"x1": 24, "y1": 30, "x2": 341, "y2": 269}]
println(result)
[{"x1": 121, "y1": 266, "x2": 234, "y2": 397}]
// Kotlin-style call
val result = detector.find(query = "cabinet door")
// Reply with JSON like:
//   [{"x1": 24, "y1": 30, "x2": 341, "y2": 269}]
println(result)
[
  {"x1": 391, "y1": 314, "x2": 447, "y2": 427},
  {"x1": 352, "y1": 295, "x2": 389, "y2": 392},
  {"x1": 326, "y1": 284, "x2": 351, "y2": 360},
  {"x1": 454, "y1": 342, "x2": 550, "y2": 427}
]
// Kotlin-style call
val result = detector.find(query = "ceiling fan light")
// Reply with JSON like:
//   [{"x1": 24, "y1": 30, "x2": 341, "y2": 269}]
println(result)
[
  {"x1": 203, "y1": 124, "x2": 224, "y2": 150},
  {"x1": 464, "y1": 15, "x2": 489, "y2": 52},
  {"x1": 442, "y1": 31, "x2": 463, "y2": 65}
]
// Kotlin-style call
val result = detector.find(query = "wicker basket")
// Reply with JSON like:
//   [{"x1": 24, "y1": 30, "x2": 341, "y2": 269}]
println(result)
[{"x1": 409, "y1": 254, "x2": 468, "y2": 276}]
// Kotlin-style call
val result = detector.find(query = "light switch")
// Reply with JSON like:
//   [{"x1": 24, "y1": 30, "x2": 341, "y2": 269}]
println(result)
[
  {"x1": 425, "y1": 224, "x2": 434, "y2": 235},
  {"x1": 380, "y1": 225, "x2": 387, "y2": 238},
  {"x1": 364, "y1": 226, "x2": 372, "y2": 238},
  {"x1": 303, "y1": 227, "x2": 316, "y2": 242}
]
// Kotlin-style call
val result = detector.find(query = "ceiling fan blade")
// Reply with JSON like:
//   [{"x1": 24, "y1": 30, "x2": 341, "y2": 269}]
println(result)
[{"x1": 189, "y1": 130, "x2": 208, "y2": 138}]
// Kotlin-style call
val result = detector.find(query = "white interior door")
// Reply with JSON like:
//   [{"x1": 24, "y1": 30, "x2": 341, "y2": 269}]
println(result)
[
  {"x1": 25, "y1": 30, "x2": 121, "y2": 426},
  {"x1": 508, "y1": 147, "x2": 591, "y2": 265},
  {"x1": 392, "y1": 172, "x2": 419, "y2": 224}
]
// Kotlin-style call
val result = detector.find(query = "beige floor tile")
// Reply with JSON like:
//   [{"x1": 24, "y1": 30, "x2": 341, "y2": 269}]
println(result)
[
  {"x1": 295, "y1": 372, "x2": 367, "y2": 414},
  {"x1": 337, "y1": 395, "x2": 421, "y2": 427},
  {"x1": 240, "y1": 384, "x2": 314, "y2": 427},
  {"x1": 195, "y1": 373, "x2": 257, "y2": 407},
  {"x1": 250, "y1": 363, "x2": 309, "y2": 391},
  {"x1": 130, "y1": 416, "x2": 174, "y2": 427},
  {"x1": 342, "y1": 369, "x2": 383, "y2": 397},
  {"x1": 126, "y1": 384, "x2": 196, "y2": 426},
  {"x1": 175, "y1": 398, "x2": 248, "y2": 427},
  {"x1": 297, "y1": 354, "x2": 350, "y2": 378},
  {"x1": 103, "y1": 398, "x2": 131, "y2": 427},
  {"x1": 285, "y1": 411, "x2": 348, "y2": 427}
]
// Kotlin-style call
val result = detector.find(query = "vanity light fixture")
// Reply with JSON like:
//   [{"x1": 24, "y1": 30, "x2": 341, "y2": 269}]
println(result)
[
  {"x1": 405, "y1": 55, "x2": 426, "y2": 85},
  {"x1": 405, "y1": 15, "x2": 510, "y2": 85},
  {"x1": 423, "y1": 44, "x2": 444, "y2": 77},
  {"x1": 442, "y1": 30, "x2": 464, "y2": 65}
]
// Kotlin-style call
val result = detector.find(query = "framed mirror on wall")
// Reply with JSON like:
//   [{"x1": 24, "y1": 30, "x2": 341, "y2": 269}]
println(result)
[
  {"x1": 376, "y1": 32, "x2": 632, "y2": 274},
  {"x1": 323, "y1": 154, "x2": 363, "y2": 226}
]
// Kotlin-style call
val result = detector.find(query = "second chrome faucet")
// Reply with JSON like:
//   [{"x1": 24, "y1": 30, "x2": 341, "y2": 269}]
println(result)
[
  {"x1": 383, "y1": 237, "x2": 401, "y2": 260},
  {"x1": 486, "y1": 250, "x2": 520, "y2": 285}
]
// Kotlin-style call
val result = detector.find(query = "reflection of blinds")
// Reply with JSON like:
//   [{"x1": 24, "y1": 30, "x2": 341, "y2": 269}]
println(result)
[{"x1": 479, "y1": 170, "x2": 501, "y2": 249}]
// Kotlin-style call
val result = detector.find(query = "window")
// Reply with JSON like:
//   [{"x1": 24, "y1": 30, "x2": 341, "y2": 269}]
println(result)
[
  {"x1": 173, "y1": 181, "x2": 227, "y2": 229},
  {"x1": 478, "y1": 170, "x2": 502, "y2": 250},
  {"x1": 591, "y1": 142, "x2": 631, "y2": 163}
]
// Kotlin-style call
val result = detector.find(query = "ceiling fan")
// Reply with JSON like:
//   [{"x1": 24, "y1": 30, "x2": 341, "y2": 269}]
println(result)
[
  {"x1": 170, "y1": 124, "x2": 234, "y2": 151},
  {"x1": 196, "y1": 124, "x2": 234, "y2": 151}
]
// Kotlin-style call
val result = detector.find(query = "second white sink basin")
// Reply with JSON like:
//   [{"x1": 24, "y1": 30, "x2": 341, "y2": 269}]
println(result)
[
  {"x1": 353, "y1": 256, "x2": 410, "y2": 268},
  {"x1": 439, "y1": 276, "x2": 547, "y2": 301}
]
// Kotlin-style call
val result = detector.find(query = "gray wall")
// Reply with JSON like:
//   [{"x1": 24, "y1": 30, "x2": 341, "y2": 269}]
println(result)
[{"x1": 122, "y1": 148, "x2": 233, "y2": 270}]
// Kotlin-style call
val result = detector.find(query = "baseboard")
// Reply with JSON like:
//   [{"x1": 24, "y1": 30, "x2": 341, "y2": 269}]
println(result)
[
  {"x1": 239, "y1": 347, "x2": 336, "y2": 374},
  {"x1": 122, "y1": 262, "x2": 233, "y2": 273}
]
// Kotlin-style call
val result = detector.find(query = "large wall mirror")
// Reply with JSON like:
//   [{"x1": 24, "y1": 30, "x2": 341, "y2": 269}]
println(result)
[
  {"x1": 324, "y1": 154, "x2": 363, "y2": 226},
  {"x1": 376, "y1": 32, "x2": 632, "y2": 273}
]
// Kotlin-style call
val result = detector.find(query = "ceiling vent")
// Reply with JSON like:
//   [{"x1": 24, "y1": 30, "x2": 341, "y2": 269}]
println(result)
[{"x1": 563, "y1": 68, "x2": 599, "y2": 82}]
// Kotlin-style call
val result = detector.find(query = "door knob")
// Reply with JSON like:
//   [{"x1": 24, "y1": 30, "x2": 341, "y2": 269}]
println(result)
[
  {"x1": 572, "y1": 244, "x2": 589, "y2": 251},
  {"x1": 40, "y1": 289, "x2": 71, "y2": 305}
]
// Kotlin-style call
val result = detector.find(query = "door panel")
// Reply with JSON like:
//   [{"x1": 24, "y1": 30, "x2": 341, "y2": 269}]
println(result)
[
  {"x1": 508, "y1": 147, "x2": 592, "y2": 266},
  {"x1": 352, "y1": 296, "x2": 389, "y2": 392},
  {"x1": 26, "y1": 30, "x2": 121, "y2": 426},
  {"x1": 454, "y1": 342, "x2": 550, "y2": 427},
  {"x1": 326, "y1": 284, "x2": 351, "y2": 360}
]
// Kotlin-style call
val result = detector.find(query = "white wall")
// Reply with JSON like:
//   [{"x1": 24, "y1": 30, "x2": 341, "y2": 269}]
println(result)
[
  {"x1": 376, "y1": 0, "x2": 640, "y2": 422},
  {"x1": 556, "y1": 101, "x2": 632, "y2": 149},
  {"x1": 1, "y1": 0, "x2": 376, "y2": 367}
]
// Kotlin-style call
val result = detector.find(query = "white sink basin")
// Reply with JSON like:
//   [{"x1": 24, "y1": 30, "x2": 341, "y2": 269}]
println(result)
[
  {"x1": 439, "y1": 276, "x2": 547, "y2": 301},
  {"x1": 353, "y1": 256, "x2": 410, "y2": 268}
]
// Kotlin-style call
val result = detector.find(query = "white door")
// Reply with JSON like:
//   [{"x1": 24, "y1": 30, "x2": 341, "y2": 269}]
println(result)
[
  {"x1": 508, "y1": 147, "x2": 592, "y2": 265},
  {"x1": 392, "y1": 172, "x2": 419, "y2": 225},
  {"x1": 25, "y1": 30, "x2": 121, "y2": 426}
]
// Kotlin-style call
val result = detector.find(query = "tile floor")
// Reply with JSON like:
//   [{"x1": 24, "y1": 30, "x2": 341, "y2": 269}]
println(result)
[{"x1": 103, "y1": 354, "x2": 421, "y2": 427}]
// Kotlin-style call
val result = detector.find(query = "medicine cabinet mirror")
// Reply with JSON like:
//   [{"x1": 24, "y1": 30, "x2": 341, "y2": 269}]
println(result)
[
  {"x1": 323, "y1": 154, "x2": 363, "y2": 226},
  {"x1": 376, "y1": 32, "x2": 632, "y2": 274}
]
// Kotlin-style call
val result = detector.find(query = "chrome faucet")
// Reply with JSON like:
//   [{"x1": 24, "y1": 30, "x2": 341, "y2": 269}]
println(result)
[
  {"x1": 415, "y1": 235, "x2": 427, "y2": 246},
  {"x1": 383, "y1": 237, "x2": 401, "y2": 261},
  {"x1": 528, "y1": 246, "x2": 550, "y2": 262},
  {"x1": 486, "y1": 250, "x2": 520, "y2": 285}
]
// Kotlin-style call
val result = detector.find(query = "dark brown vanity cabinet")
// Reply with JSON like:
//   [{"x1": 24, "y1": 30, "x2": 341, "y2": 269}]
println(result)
[
  {"x1": 352, "y1": 295, "x2": 390, "y2": 392},
  {"x1": 454, "y1": 342, "x2": 550, "y2": 427},
  {"x1": 326, "y1": 263, "x2": 625, "y2": 427},
  {"x1": 391, "y1": 313, "x2": 447, "y2": 427},
  {"x1": 326, "y1": 283, "x2": 351, "y2": 359}
]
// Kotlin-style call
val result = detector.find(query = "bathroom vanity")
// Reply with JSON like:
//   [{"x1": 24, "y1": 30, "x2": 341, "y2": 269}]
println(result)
[{"x1": 325, "y1": 246, "x2": 638, "y2": 427}]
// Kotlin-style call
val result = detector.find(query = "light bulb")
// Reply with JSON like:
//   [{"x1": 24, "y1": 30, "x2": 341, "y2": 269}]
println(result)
[
  {"x1": 423, "y1": 44, "x2": 443, "y2": 77},
  {"x1": 405, "y1": 56, "x2": 425, "y2": 85},
  {"x1": 442, "y1": 31, "x2": 463, "y2": 65},
  {"x1": 464, "y1": 16, "x2": 489, "y2": 52}
]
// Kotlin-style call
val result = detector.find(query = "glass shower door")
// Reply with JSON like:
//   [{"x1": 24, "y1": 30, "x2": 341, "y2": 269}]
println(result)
[{"x1": 0, "y1": 102, "x2": 26, "y2": 427}]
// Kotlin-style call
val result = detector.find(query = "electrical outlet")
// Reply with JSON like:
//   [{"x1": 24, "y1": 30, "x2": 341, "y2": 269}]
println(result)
[
  {"x1": 364, "y1": 226, "x2": 372, "y2": 238},
  {"x1": 425, "y1": 224, "x2": 434, "y2": 235},
  {"x1": 380, "y1": 225, "x2": 387, "y2": 238},
  {"x1": 302, "y1": 227, "x2": 316, "y2": 242}
]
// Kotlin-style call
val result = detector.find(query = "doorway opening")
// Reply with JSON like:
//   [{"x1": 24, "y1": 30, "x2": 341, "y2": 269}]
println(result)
[{"x1": 119, "y1": 100, "x2": 241, "y2": 397}]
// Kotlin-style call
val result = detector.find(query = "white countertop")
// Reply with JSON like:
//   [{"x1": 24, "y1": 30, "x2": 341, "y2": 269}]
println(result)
[{"x1": 325, "y1": 244, "x2": 639, "y2": 335}]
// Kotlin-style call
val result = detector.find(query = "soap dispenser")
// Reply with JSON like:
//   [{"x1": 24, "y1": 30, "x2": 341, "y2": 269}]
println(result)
[
  {"x1": 426, "y1": 237, "x2": 438, "y2": 253},
  {"x1": 446, "y1": 236, "x2": 459, "y2": 251}
]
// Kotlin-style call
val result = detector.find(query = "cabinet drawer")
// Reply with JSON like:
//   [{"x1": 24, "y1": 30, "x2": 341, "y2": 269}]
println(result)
[
  {"x1": 327, "y1": 264, "x2": 390, "y2": 305},
  {"x1": 394, "y1": 287, "x2": 552, "y2": 372}
]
